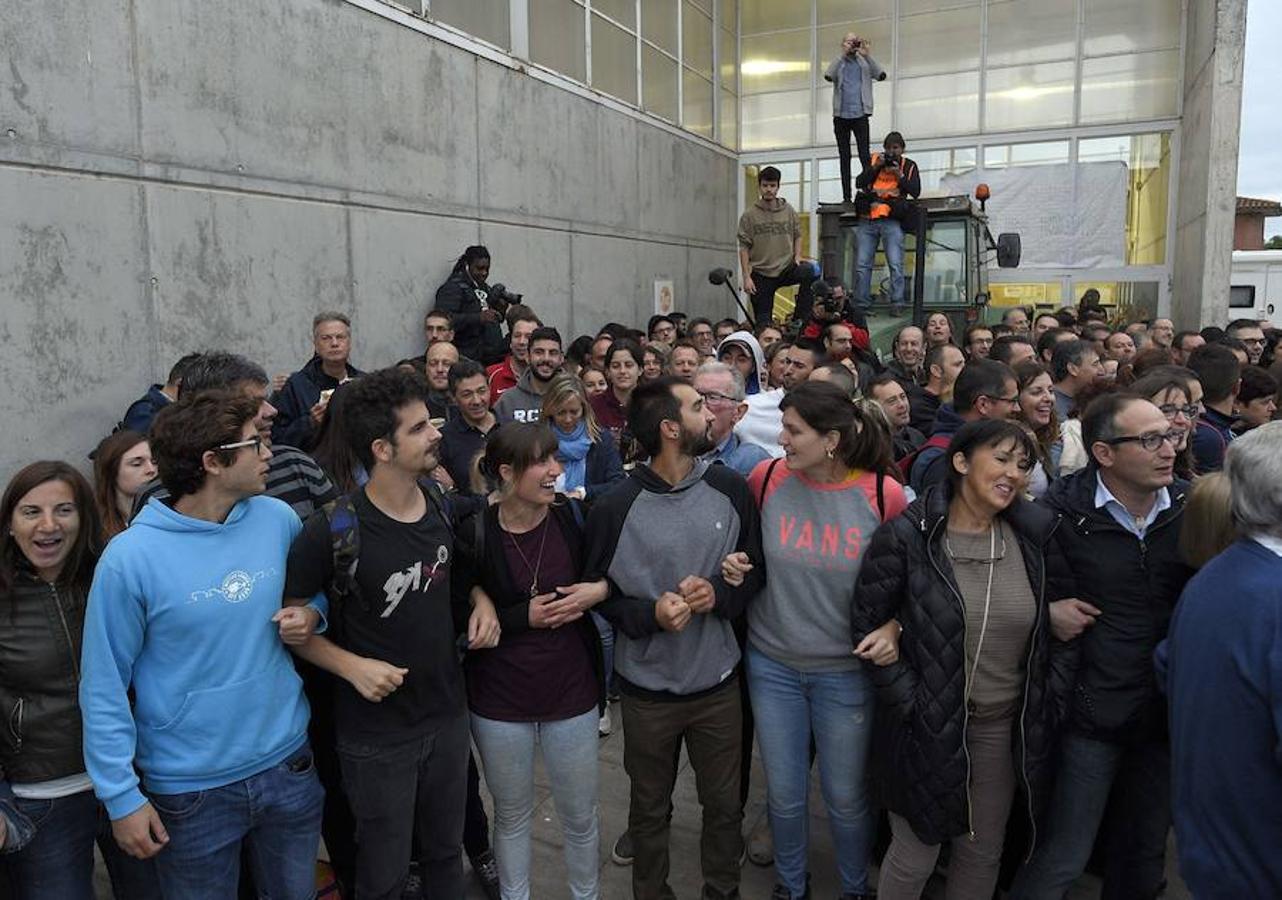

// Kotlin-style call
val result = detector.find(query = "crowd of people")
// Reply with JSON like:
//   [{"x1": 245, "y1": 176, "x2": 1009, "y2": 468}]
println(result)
[{"x1": 5, "y1": 221, "x2": 1282, "y2": 900}]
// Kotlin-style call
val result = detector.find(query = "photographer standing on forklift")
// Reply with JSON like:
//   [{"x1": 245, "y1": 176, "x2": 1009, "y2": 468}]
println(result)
[
  {"x1": 853, "y1": 131, "x2": 920, "y2": 313},
  {"x1": 737, "y1": 166, "x2": 817, "y2": 328},
  {"x1": 824, "y1": 33, "x2": 887, "y2": 204}
]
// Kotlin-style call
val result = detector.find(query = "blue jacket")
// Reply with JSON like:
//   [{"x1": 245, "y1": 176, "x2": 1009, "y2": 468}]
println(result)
[
  {"x1": 120, "y1": 385, "x2": 170, "y2": 434},
  {"x1": 707, "y1": 432, "x2": 772, "y2": 477},
  {"x1": 271, "y1": 356, "x2": 364, "y2": 450},
  {"x1": 909, "y1": 404, "x2": 964, "y2": 494},
  {"x1": 1191, "y1": 407, "x2": 1235, "y2": 475},
  {"x1": 584, "y1": 431, "x2": 626, "y2": 501},
  {"x1": 1159, "y1": 539, "x2": 1282, "y2": 898},
  {"x1": 80, "y1": 496, "x2": 313, "y2": 820}
]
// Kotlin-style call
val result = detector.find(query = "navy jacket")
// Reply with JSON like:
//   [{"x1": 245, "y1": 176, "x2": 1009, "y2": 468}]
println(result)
[
  {"x1": 1159, "y1": 539, "x2": 1282, "y2": 898},
  {"x1": 271, "y1": 356, "x2": 363, "y2": 450},
  {"x1": 1191, "y1": 407, "x2": 1235, "y2": 475},
  {"x1": 909, "y1": 404, "x2": 964, "y2": 494},
  {"x1": 120, "y1": 384, "x2": 170, "y2": 434},
  {"x1": 582, "y1": 432, "x2": 626, "y2": 501}
]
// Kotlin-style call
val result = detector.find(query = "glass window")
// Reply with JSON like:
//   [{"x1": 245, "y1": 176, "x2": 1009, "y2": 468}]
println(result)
[
  {"x1": 683, "y1": 2, "x2": 714, "y2": 79},
  {"x1": 898, "y1": 7, "x2": 982, "y2": 77},
  {"x1": 531, "y1": 0, "x2": 586, "y2": 82},
  {"x1": 985, "y1": 0, "x2": 1076, "y2": 67},
  {"x1": 429, "y1": 0, "x2": 511, "y2": 47},
  {"x1": 1079, "y1": 133, "x2": 1171, "y2": 265},
  {"x1": 1079, "y1": 50, "x2": 1179, "y2": 124},
  {"x1": 1083, "y1": 0, "x2": 1181, "y2": 56},
  {"x1": 592, "y1": 12, "x2": 638, "y2": 103},
  {"x1": 591, "y1": 0, "x2": 635, "y2": 28},
  {"x1": 984, "y1": 62, "x2": 1076, "y2": 131},
  {"x1": 643, "y1": 43, "x2": 679, "y2": 121},
  {"x1": 740, "y1": 89, "x2": 811, "y2": 150},
  {"x1": 719, "y1": 28, "x2": 738, "y2": 93},
  {"x1": 720, "y1": 87, "x2": 739, "y2": 148},
  {"x1": 740, "y1": 29, "x2": 812, "y2": 94},
  {"x1": 642, "y1": 0, "x2": 678, "y2": 54},
  {"x1": 895, "y1": 71, "x2": 979, "y2": 137},
  {"x1": 741, "y1": 0, "x2": 807, "y2": 35},
  {"x1": 983, "y1": 140, "x2": 1069, "y2": 168},
  {"x1": 1069, "y1": 280, "x2": 1160, "y2": 320},
  {"x1": 912, "y1": 147, "x2": 978, "y2": 195},
  {"x1": 988, "y1": 281, "x2": 1066, "y2": 311},
  {"x1": 818, "y1": 0, "x2": 889, "y2": 25},
  {"x1": 899, "y1": 0, "x2": 979, "y2": 14},
  {"x1": 684, "y1": 70, "x2": 715, "y2": 137},
  {"x1": 719, "y1": 0, "x2": 738, "y2": 31}
]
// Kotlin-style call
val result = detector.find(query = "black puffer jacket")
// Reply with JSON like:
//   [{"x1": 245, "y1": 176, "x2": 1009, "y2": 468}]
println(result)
[
  {"x1": 1039, "y1": 467, "x2": 1192, "y2": 744},
  {"x1": 0, "y1": 572, "x2": 90, "y2": 783},
  {"x1": 852, "y1": 487, "x2": 1077, "y2": 847}
]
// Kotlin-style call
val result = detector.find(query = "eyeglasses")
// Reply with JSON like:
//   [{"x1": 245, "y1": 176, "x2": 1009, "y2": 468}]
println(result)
[
  {"x1": 215, "y1": 435, "x2": 266, "y2": 454},
  {"x1": 1157, "y1": 403, "x2": 1200, "y2": 420},
  {"x1": 697, "y1": 389, "x2": 738, "y2": 405},
  {"x1": 1104, "y1": 430, "x2": 1183, "y2": 451}
]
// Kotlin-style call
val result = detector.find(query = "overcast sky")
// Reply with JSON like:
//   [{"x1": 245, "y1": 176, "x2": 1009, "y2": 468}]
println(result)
[{"x1": 1238, "y1": 1, "x2": 1281, "y2": 237}]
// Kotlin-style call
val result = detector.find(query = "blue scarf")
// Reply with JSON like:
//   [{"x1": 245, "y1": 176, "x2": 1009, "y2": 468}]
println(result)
[{"x1": 555, "y1": 420, "x2": 592, "y2": 492}]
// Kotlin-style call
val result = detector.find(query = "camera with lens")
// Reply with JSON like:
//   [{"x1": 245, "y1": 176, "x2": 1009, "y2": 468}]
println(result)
[
  {"x1": 811, "y1": 280, "x2": 847, "y2": 320},
  {"x1": 487, "y1": 284, "x2": 523, "y2": 317},
  {"x1": 881, "y1": 152, "x2": 900, "y2": 168}
]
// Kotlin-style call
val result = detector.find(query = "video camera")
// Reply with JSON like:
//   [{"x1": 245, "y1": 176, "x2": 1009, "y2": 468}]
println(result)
[{"x1": 487, "y1": 283, "x2": 523, "y2": 317}]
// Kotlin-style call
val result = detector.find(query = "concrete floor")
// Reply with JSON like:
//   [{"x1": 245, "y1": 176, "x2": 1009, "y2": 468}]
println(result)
[{"x1": 94, "y1": 700, "x2": 1191, "y2": 898}]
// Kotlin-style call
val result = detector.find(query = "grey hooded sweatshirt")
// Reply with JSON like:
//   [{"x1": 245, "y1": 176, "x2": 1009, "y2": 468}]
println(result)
[{"x1": 584, "y1": 459, "x2": 764, "y2": 698}]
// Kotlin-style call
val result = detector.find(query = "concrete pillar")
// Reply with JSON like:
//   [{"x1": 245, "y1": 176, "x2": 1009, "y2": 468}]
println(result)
[{"x1": 1171, "y1": 0, "x2": 1248, "y2": 329}]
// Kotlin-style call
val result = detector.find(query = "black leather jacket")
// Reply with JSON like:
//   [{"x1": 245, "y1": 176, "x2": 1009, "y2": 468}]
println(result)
[
  {"x1": 852, "y1": 487, "x2": 1077, "y2": 847},
  {"x1": 0, "y1": 572, "x2": 89, "y2": 783}
]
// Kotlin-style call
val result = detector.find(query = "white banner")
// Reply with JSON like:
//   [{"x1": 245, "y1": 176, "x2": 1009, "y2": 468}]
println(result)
[{"x1": 940, "y1": 161, "x2": 1129, "y2": 269}]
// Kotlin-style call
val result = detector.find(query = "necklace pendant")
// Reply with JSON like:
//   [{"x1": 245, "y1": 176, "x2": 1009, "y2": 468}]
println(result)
[{"x1": 530, "y1": 583, "x2": 539, "y2": 599}]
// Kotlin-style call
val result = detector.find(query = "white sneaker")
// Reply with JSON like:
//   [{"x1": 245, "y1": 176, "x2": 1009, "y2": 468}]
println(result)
[{"x1": 598, "y1": 707, "x2": 613, "y2": 737}]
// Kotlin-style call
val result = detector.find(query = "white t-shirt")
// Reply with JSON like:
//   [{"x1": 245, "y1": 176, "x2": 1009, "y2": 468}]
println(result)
[{"x1": 736, "y1": 388, "x2": 785, "y2": 458}]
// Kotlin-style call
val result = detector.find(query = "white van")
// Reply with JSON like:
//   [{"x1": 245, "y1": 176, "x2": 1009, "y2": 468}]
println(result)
[{"x1": 1230, "y1": 250, "x2": 1282, "y2": 327}]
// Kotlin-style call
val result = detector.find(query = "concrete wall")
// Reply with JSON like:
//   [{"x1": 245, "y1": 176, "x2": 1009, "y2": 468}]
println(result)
[
  {"x1": 1172, "y1": 0, "x2": 1248, "y2": 328},
  {"x1": 0, "y1": 0, "x2": 740, "y2": 471}
]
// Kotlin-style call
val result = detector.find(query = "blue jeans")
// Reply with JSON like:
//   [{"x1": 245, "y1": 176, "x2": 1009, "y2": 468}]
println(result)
[
  {"x1": 148, "y1": 743, "x2": 323, "y2": 900},
  {"x1": 855, "y1": 217, "x2": 905, "y2": 309},
  {"x1": 746, "y1": 645, "x2": 874, "y2": 896},
  {"x1": 471, "y1": 708, "x2": 601, "y2": 900},
  {"x1": 3, "y1": 789, "x2": 160, "y2": 900},
  {"x1": 338, "y1": 712, "x2": 470, "y2": 900},
  {"x1": 591, "y1": 611, "x2": 615, "y2": 696},
  {"x1": 1009, "y1": 732, "x2": 1171, "y2": 900}
]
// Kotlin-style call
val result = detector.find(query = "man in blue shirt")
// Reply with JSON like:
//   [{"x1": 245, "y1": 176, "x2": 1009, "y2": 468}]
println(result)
[{"x1": 696, "y1": 362, "x2": 773, "y2": 476}]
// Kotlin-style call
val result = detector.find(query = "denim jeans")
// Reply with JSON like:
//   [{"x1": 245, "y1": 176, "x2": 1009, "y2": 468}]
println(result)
[
  {"x1": 471, "y1": 708, "x2": 601, "y2": 900},
  {"x1": 591, "y1": 611, "x2": 615, "y2": 696},
  {"x1": 1009, "y1": 732, "x2": 1172, "y2": 900},
  {"x1": 746, "y1": 645, "x2": 874, "y2": 896},
  {"x1": 3, "y1": 789, "x2": 160, "y2": 900},
  {"x1": 148, "y1": 743, "x2": 323, "y2": 900},
  {"x1": 855, "y1": 217, "x2": 905, "y2": 309},
  {"x1": 338, "y1": 712, "x2": 470, "y2": 900}
]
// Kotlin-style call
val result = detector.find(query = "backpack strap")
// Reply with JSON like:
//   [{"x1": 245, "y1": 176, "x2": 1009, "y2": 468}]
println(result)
[
  {"x1": 324, "y1": 492, "x2": 363, "y2": 616},
  {"x1": 758, "y1": 457, "x2": 783, "y2": 509},
  {"x1": 897, "y1": 432, "x2": 951, "y2": 480}
]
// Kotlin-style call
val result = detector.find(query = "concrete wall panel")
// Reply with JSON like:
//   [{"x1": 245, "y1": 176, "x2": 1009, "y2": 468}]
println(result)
[
  {"x1": 0, "y1": 0, "x2": 140, "y2": 167},
  {"x1": 144, "y1": 187, "x2": 352, "y2": 377},
  {"x1": 0, "y1": 169, "x2": 149, "y2": 465},
  {"x1": 478, "y1": 222, "x2": 574, "y2": 335},
  {"x1": 134, "y1": 0, "x2": 479, "y2": 208}
]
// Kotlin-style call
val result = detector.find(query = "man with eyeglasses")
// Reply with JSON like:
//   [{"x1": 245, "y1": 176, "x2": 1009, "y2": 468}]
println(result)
[
  {"x1": 1226, "y1": 318, "x2": 1267, "y2": 366},
  {"x1": 1012, "y1": 394, "x2": 1192, "y2": 900},
  {"x1": 648, "y1": 315, "x2": 678, "y2": 346},
  {"x1": 81, "y1": 390, "x2": 327, "y2": 898},
  {"x1": 908, "y1": 359, "x2": 1019, "y2": 494},
  {"x1": 695, "y1": 362, "x2": 772, "y2": 477}
]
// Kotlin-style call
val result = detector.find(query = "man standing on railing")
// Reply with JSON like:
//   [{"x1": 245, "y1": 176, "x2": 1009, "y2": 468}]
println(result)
[
  {"x1": 853, "y1": 132, "x2": 920, "y2": 313},
  {"x1": 737, "y1": 166, "x2": 817, "y2": 328}
]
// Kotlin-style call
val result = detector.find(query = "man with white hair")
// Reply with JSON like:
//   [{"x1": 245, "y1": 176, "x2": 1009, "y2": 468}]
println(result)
[
  {"x1": 695, "y1": 362, "x2": 772, "y2": 476},
  {"x1": 1160, "y1": 422, "x2": 1282, "y2": 898}
]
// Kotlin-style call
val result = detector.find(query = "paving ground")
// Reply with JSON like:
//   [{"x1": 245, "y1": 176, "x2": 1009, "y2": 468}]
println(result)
[{"x1": 95, "y1": 700, "x2": 1191, "y2": 898}]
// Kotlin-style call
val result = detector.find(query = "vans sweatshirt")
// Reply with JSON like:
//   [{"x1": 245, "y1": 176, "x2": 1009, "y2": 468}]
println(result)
[{"x1": 80, "y1": 496, "x2": 312, "y2": 820}]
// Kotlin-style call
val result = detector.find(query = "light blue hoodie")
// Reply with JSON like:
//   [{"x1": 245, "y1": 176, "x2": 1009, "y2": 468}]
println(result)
[{"x1": 80, "y1": 495, "x2": 311, "y2": 820}]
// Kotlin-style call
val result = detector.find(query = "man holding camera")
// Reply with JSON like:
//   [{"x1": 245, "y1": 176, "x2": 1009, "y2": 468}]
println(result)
[
  {"x1": 737, "y1": 166, "x2": 816, "y2": 328},
  {"x1": 853, "y1": 132, "x2": 920, "y2": 313},
  {"x1": 824, "y1": 33, "x2": 886, "y2": 204}
]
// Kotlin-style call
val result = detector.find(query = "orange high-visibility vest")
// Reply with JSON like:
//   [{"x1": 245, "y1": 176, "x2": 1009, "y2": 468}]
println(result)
[{"x1": 869, "y1": 152, "x2": 903, "y2": 220}]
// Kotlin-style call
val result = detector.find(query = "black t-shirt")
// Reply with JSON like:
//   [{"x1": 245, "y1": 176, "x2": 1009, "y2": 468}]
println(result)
[{"x1": 286, "y1": 489, "x2": 465, "y2": 743}]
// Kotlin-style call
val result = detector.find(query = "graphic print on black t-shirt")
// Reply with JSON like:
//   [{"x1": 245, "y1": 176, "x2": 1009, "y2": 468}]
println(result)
[{"x1": 286, "y1": 489, "x2": 466, "y2": 744}]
